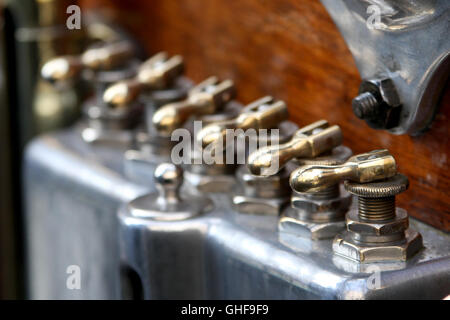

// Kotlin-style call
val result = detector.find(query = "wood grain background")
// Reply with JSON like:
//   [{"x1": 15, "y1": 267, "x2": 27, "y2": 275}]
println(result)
[{"x1": 81, "y1": 0, "x2": 449, "y2": 231}]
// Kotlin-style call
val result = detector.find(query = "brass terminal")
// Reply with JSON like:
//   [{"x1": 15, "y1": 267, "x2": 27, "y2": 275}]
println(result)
[
  {"x1": 247, "y1": 120, "x2": 342, "y2": 177},
  {"x1": 41, "y1": 41, "x2": 135, "y2": 83},
  {"x1": 103, "y1": 52, "x2": 184, "y2": 107},
  {"x1": 289, "y1": 149, "x2": 397, "y2": 193},
  {"x1": 196, "y1": 96, "x2": 288, "y2": 148},
  {"x1": 152, "y1": 76, "x2": 235, "y2": 136}
]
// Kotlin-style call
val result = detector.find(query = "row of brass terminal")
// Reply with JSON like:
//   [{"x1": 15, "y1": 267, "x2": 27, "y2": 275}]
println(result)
[{"x1": 42, "y1": 41, "x2": 423, "y2": 264}]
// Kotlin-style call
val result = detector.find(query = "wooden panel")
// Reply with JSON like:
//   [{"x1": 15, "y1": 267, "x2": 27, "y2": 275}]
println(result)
[{"x1": 81, "y1": 0, "x2": 450, "y2": 231}]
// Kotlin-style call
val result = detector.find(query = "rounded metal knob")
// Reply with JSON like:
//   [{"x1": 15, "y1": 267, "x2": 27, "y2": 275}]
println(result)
[{"x1": 154, "y1": 163, "x2": 183, "y2": 202}]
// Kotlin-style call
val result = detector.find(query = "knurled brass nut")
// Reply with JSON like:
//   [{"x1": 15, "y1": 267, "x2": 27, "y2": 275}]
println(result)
[
  {"x1": 346, "y1": 208, "x2": 409, "y2": 236},
  {"x1": 344, "y1": 173, "x2": 409, "y2": 197}
]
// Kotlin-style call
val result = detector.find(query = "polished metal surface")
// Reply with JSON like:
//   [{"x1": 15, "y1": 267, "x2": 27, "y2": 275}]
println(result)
[
  {"x1": 24, "y1": 128, "x2": 148, "y2": 299},
  {"x1": 24, "y1": 128, "x2": 450, "y2": 299},
  {"x1": 120, "y1": 192, "x2": 450, "y2": 299},
  {"x1": 320, "y1": 0, "x2": 450, "y2": 135}
]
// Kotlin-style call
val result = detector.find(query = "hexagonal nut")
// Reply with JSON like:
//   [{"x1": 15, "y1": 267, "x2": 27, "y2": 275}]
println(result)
[
  {"x1": 184, "y1": 170, "x2": 236, "y2": 193},
  {"x1": 333, "y1": 228, "x2": 423, "y2": 263},
  {"x1": 360, "y1": 78, "x2": 400, "y2": 108},
  {"x1": 290, "y1": 185, "x2": 352, "y2": 221},
  {"x1": 232, "y1": 194, "x2": 289, "y2": 216},
  {"x1": 346, "y1": 208, "x2": 409, "y2": 236},
  {"x1": 236, "y1": 165, "x2": 291, "y2": 198},
  {"x1": 279, "y1": 207, "x2": 346, "y2": 240}
]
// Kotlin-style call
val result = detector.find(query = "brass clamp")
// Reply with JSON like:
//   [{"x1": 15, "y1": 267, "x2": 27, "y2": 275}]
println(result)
[
  {"x1": 230, "y1": 120, "x2": 337, "y2": 216},
  {"x1": 279, "y1": 143, "x2": 353, "y2": 239},
  {"x1": 41, "y1": 40, "x2": 136, "y2": 84},
  {"x1": 41, "y1": 42, "x2": 143, "y2": 145},
  {"x1": 103, "y1": 52, "x2": 184, "y2": 108},
  {"x1": 152, "y1": 76, "x2": 235, "y2": 136},
  {"x1": 289, "y1": 149, "x2": 423, "y2": 262},
  {"x1": 247, "y1": 120, "x2": 342, "y2": 177},
  {"x1": 196, "y1": 96, "x2": 289, "y2": 149},
  {"x1": 184, "y1": 97, "x2": 296, "y2": 196}
]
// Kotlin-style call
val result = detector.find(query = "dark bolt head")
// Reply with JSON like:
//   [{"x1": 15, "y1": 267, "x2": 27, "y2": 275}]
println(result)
[{"x1": 353, "y1": 78, "x2": 402, "y2": 130}]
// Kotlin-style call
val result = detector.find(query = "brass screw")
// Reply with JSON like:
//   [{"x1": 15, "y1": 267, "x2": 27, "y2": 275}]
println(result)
[{"x1": 345, "y1": 173, "x2": 409, "y2": 222}]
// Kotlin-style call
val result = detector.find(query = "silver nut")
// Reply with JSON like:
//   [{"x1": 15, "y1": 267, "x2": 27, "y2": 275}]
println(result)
[
  {"x1": 238, "y1": 166, "x2": 291, "y2": 198},
  {"x1": 346, "y1": 208, "x2": 409, "y2": 236},
  {"x1": 290, "y1": 185, "x2": 352, "y2": 222},
  {"x1": 279, "y1": 207, "x2": 346, "y2": 240},
  {"x1": 184, "y1": 170, "x2": 236, "y2": 193},
  {"x1": 333, "y1": 228, "x2": 423, "y2": 263},
  {"x1": 232, "y1": 194, "x2": 288, "y2": 216}
]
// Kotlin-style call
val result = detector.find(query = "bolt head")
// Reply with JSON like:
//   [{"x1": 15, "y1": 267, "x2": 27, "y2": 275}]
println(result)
[{"x1": 354, "y1": 78, "x2": 402, "y2": 129}]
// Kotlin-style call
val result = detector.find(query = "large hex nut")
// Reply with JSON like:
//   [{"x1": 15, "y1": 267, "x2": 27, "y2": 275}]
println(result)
[
  {"x1": 184, "y1": 170, "x2": 236, "y2": 193},
  {"x1": 290, "y1": 185, "x2": 352, "y2": 222},
  {"x1": 237, "y1": 166, "x2": 291, "y2": 198},
  {"x1": 333, "y1": 228, "x2": 423, "y2": 263},
  {"x1": 346, "y1": 208, "x2": 409, "y2": 236},
  {"x1": 279, "y1": 207, "x2": 346, "y2": 240},
  {"x1": 232, "y1": 193, "x2": 289, "y2": 216}
]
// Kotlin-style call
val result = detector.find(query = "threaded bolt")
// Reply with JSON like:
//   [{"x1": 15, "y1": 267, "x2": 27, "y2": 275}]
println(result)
[
  {"x1": 352, "y1": 91, "x2": 380, "y2": 119},
  {"x1": 358, "y1": 196, "x2": 396, "y2": 221},
  {"x1": 345, "y1": 174, "x2": 409, "y2": 222}
]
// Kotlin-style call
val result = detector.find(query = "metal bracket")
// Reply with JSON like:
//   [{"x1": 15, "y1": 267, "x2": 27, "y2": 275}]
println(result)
[{"x1": 320, "y1": 0, "x2": 450, "y2": 135}]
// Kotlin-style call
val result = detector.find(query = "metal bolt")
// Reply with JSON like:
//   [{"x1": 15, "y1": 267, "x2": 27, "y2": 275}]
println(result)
[
  {"x1": 352, "y1": 91, "x2": 380, "y2": 119},
  {"x1": 345, "y1": 173, "x2": 409, "y2": 222},
  {"x1": 352, "y1": 78, "x2": 401, "y2": 130}
]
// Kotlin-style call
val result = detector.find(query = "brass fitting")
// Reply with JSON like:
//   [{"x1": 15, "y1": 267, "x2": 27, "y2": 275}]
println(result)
[
  {"x1": 152, "y1": 77, "x2": 235, "y2": 136},
  {"x1": 247, "y1": 120, "x2": 342, "y2": 177},
  {"x1": 231, "y1": 120, "x2": 339, "y2": 216},
  {"x1": 289, "y1": 149, "x2": 422, "y2": 262},
  {"x1": 289, "y1": 149, "x2": 397, "y2": 193},
  {"x1": 196, "y1": 96, "x2": 288, "y2": 149},
  {"x1": 41, "y1": 41, "x2": 135, "y2": 83},
  {"x1": 103, "y1": 52, "x2": 184, "y2": 108},
  {"x1": 279, "y1": 145, "x2": 353, "y2": 239}
]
